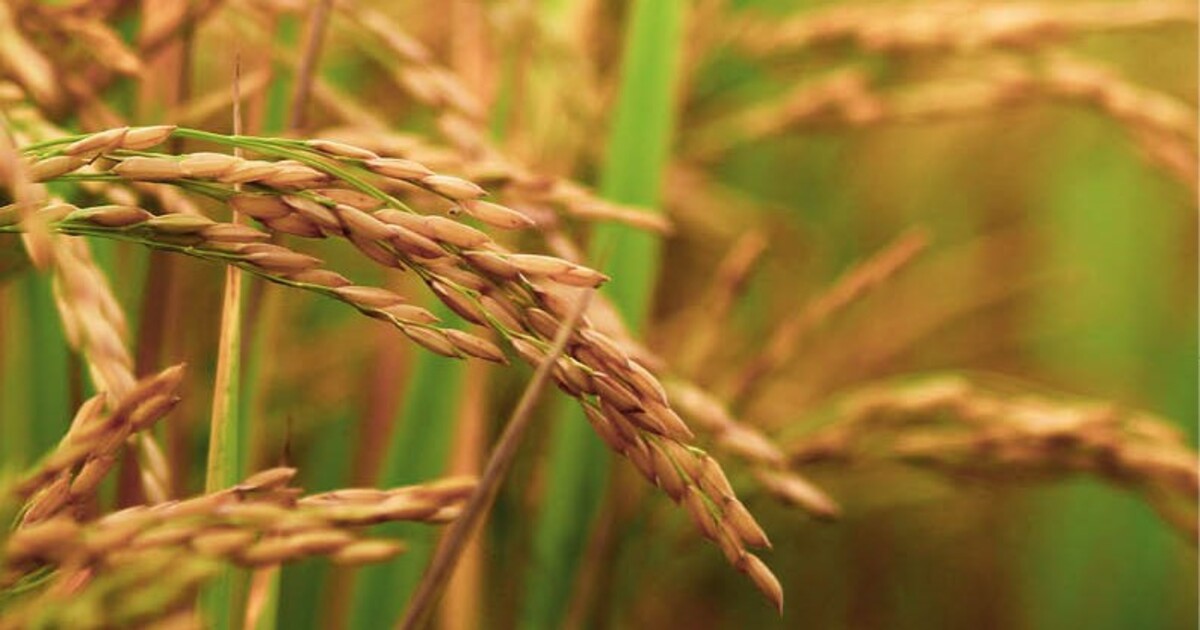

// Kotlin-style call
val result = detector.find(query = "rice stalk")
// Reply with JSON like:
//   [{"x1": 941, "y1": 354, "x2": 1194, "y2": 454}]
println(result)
[
  {"x1": 14, "y1": 121, "x2": 784, "y2": 609},
  {"x1": 687, "y1": 55, "x2": 1197, "y2": 195},
  {"x1": 12, "y1": 364, "x2": 184, "y2": 527},
  {"x1": 786, "y1": 376, "x2": 1200, "y2": 539},
  {"x1": 732, "y1": 1, "x2": 1196, "y2": 58},
  {"x1": 3, "y1": 121, "x2": 172, "y2": 507},
  {"x1": 0, "y1": 126, "x2": 68, "y2": 469},
  {"x1": 300, "y1": 4, "x2": 672, "y2": 233},
  {"x1": 523, "y1": 2, "x2": 728, "y2": 628},
  {"x1": 1, "y1": 467, "x2": 475, "y2": 629},
  {"x1": 202, "y1": 62, "x2": 250, "y2": 630}
]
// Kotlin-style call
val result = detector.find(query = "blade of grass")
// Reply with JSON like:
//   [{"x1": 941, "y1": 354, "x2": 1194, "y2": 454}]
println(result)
[
  {"x1": 202, "y1": 57, "x2": 248, "y2": 630},
  {"x1": 521, "y1": 1, "x2": 683, "y2": 628},
  {"x1": 287, "y1": 0, "x2": 332, "y2": 133}
]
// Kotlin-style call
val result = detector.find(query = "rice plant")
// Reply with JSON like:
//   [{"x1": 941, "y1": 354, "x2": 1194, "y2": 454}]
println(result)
[{"x1": 0, "y1": 1, "x2": 1195, "y2": 628}]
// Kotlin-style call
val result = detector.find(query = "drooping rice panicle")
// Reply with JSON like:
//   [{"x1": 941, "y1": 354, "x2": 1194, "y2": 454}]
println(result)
[{"x1": 8, "y1": 121, "x2": 784, "y2": 601}]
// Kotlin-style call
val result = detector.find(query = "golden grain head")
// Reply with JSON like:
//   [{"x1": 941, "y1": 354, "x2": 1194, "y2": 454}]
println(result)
[
  {"x1": 112, "y1": 156, "x2": 185, "y2": 181},
  {"x1": 460, "y1": 199, "x2": 535, "y2": 230},
  {"x1": 332, "y1": 285, "x2": 407, "y2": 309},
  {"x1": 120, "y1": 125, "x2": 176, "y2": 150},
  {"x1": 422, "y1": 214, "x2": 491, "y2": 248},
  {"x1": 307, "y1": 139, "x2": 380, "y2": 161},
  {"x1": 366, "y1": 157, "x2": 436, "y2": 180},
  {"x1": 145, "y1": 213, "x2": 217, "y2": 234},
  {"x1": 402, "y1": 325, "x2": 464, "y2": 358},
  {"x1": 175, "y1": 153, "x2": 236, "y2": 179}
]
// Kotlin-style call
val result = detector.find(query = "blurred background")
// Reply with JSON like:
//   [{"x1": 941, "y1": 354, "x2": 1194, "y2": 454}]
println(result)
[{"x1": 0, "y1": 0, "x2": 1195, "y2": 628}]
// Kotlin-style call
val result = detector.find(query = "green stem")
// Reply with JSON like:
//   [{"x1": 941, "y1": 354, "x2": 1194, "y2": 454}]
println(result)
[
  {"x1": 521, "y1": 1, "x2": 683, "y2": 628},
  {"x1": 201, "y1": 223, "x2": 247, "y2": 630}
]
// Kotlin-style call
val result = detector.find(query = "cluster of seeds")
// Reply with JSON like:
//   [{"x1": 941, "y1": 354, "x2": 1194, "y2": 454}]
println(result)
[
  {"x1": 788, "y1": 376, "x2": 1200, "y2": 538},
  {"x1": 16, "y1": 364, "x2": 184, "y2": 526},
  {"x1": 693, "y1": 57, "x2": 1194, "y2": 153},
  {"x1": 13, "y1": 126, "x2": 785, "y2": 608},
  {"x1": 700, "y1": 22, "x2": 1196, "y2": 194},
  {"x1": 0, "y1": 549, "x2": 218, "y2": 630},
  {"x1": 315, "y1": 126, "x2": 673, "y2": 234},
  {"x1": 667, "y1": 380, "x2": 840, "y2": 520},
  {"x1": 5, "y1": 467, "x2": 474, "y2": 578},
  {"x1": 2, "y1": 467, "x2": 474, "y2": 628},
  {"x1": 0, "y1": 202, "x2": 511, "y2": 364},
  {"x1": 50, "y1": 235, "x2": 138, "y2": 397},
  {"x1": 734, "y1": 1, "x2": 1196, "y2": 56}
]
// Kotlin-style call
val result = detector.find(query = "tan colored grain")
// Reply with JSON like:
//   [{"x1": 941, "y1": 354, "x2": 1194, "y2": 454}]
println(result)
[
  {"x1": 20, "y1": 129, "x2": 783, "y2": 603},
  {"x1": 460, "y1": 199, "x2": 536, "y2": 230},
  {"x1": 789, "y1": 376, "x2": 1199, "y2": 536},
  {"x1": 735, "y1": 2, "x2": 1196, "y2": 56},
  {"x1": 16, "y1": 365, "x2": 185, "y2": 524}
]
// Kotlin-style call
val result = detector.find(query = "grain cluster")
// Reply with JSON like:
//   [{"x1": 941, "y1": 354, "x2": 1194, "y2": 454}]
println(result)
[{"x1": 10, "y1": 125, "x2": 786, "y2": 608}]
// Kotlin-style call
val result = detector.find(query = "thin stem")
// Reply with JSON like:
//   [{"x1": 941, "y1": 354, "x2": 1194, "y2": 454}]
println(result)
[
  {"x1": 288, "y1": 0, "x2": 334, "y2": 132},
  {"x1": 205, "y1": 60, "x2": 248, "y2": 495},
  {"x1": 203, "y1": 58, "x2": 248, "y2": 630},
  {"x1": 397, "y1": 288, "x2": 594, "y2": 630}
]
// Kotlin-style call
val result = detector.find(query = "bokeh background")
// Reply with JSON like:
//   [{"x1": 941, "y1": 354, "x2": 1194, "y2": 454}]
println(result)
[{"x1": 0, "y1": 0, "x2": 1195, "y2": 628}]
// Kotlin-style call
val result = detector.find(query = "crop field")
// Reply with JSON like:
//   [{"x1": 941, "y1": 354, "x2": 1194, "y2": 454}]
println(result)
[{"x1": 0, "y1": 1, "x2": 1195, "y2": 628}]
